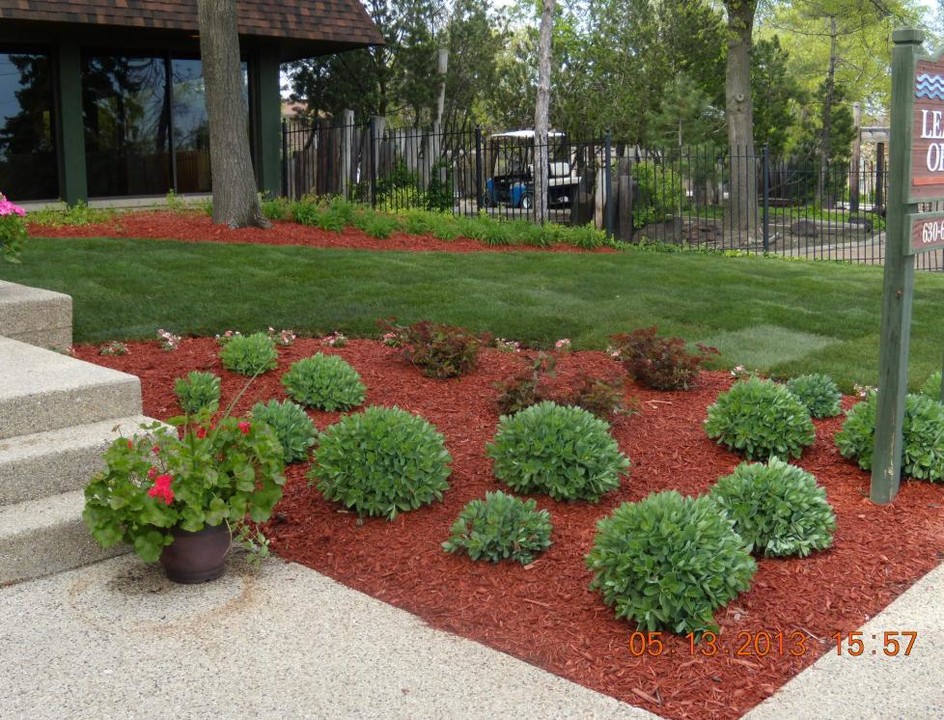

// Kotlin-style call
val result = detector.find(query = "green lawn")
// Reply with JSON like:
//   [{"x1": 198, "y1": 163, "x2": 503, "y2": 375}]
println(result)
[{"x1": 3, "y1": 235, "x2": 943, "y2": 391}]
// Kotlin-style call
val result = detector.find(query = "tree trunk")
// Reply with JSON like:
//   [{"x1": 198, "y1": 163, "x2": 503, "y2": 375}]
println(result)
[
  {"x1": 819, "y1": 15, "x2": 837, "y2": 209},
  {"x1": 533, "y1": 0, "x2": 554, "y2": 224},
  {"x1": 197, "y1": 0, "x2": 269, "y2": 229},
  {"x1": 724, "y1": 0, "x2": 757, "y2": 238}
]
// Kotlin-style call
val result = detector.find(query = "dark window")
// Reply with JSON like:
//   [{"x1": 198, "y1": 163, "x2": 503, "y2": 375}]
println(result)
[{"x1": 0, "y1": 52, "x2": 58, "y2": 201}]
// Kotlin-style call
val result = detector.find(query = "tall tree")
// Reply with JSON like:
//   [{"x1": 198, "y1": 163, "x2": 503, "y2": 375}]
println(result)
[
  {"x1": 197, "y1": 0, "x2": 267, "y2": 228},
  {"x1": 534, "y1": 0, "x2": 553, "y2": 221},
  {"x1": 751, "y1": 36, "x2": 802, "y2": 156}
]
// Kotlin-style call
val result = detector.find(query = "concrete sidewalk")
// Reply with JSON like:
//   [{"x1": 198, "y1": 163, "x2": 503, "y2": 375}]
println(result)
[{"x1": 2, "y1": 553, "x2": 942, "y2": 719}]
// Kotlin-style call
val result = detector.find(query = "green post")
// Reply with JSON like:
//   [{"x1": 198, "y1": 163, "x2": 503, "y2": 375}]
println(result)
[
  {"x1": 870, "y1": 29, "x2": 923, "y2": 504},
  {"x1": 250, "y1": 45, "x2": 282, "y2": 198},
  {"x1": 55, "y1": 41, "x2": 88, "y2": 205}
]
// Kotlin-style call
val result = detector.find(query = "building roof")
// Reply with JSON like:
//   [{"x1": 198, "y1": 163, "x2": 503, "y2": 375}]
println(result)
[{"x1": 0, "y1": 1, "x2": 383, "y2": 57}]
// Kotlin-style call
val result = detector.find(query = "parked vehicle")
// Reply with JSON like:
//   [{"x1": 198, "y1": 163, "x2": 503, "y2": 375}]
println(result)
[{"x1": 484, "y1": 130, "x2": 581, "y2": 210}]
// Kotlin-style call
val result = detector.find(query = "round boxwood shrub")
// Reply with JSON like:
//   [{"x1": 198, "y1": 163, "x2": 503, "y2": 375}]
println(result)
[
  {"x1": 836, "y1": 391, "x2": 944, "y2": 481},
  {"x1": 486, "y1": 401, "x2": 630, "y2": 502},
  {"x1": 282, "y1": 353, "x2": 366, "y2": 411},
  {"x1": 785, "y1": 373, "x2": 842, "y2": 419},
  {"x1": 586, "y1": 490, "x2": 756, "y2": 635},
  {"x1": 921, "y1": 371, "x2": 942, "y2": 401},
  {"x1": 310, "y1": 406, "x2": 451, "y2": 519},
  {"x1": 704, "y1": 377, "x2": 815, "y2": 460},
  {"x1": 251, "y1": 398, "x2": 317, "y2": 463},
  {"x1": 442, "y1": 490, "x2": 552, "y2": 564},
  {"x1": 709, "y1": 458, "x2": 836, "y2": 557},
  {"x1": 173, "y1": 370, "x2": 221, "y2": 416},
  {"x1": 220, "y1": 332, "x2": 278, "y2": 376}
]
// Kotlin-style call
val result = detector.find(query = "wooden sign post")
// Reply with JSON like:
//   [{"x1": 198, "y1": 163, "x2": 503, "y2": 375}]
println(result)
[{"x1": 872, "y1": 29, "x2": 944, "y2": 503}]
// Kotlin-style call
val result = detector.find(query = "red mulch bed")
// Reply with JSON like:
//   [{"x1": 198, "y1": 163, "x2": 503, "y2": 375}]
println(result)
[{"x1": 56, "y1": 213, "x2": 944, "y2": 718}]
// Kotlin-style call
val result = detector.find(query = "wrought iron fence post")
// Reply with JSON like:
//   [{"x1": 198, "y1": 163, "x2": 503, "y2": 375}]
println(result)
[
  {"x1": 281, "y1": 118, "x2": 289, "y2": 199},
  {"x1": 369, "y1": 116, "x2": 379, "y2": 209},
  {"x1": 604, "y1": 131, "x2": 613, "y2": 238},
  {"x1": 762, "y1": 144, "x2": 770, "y2": 252},
  {"x1": 475, "y1": 126, "x2": 484, "y2": 212}
]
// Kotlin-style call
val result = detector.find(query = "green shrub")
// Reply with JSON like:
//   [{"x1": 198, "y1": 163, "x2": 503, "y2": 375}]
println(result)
[
  {"x1": 609, "y1": 326, "x2": 718, "y2": 390},
  {"x1": 921, "y1": 371, "x2": 942, "y2": 401},
  {"x1": 281, "y1": 353, "x2": 366, "y2": 411},
  {"x1": 379, "y1": 318, "x2": 482, "y2": 379},
  {"x1": 630, "y1": 162, "x2": 686, "y2": 230},
  {"x1": 704, "y1": 377, "x2": 815, "y2": 460},
  {"x1": 219, "y1": 332, "x2": 279, "y2": 376},
  {"x1": 835, "y1": 391, "x2": 944, "y2": 481},
  {"x1": 567, "y1": 373, "x2": 635, "y2": 420},
  {"x1": 785, "y1": 373, "x2": 842, "y2": 418},
  {"x1": 173, "y1": 371, "x2": 221, "y2": 416},
  {"x1": 586, "y1": 490, "x2": 756, "y2": 635},
  {"x1": 442, "y1": 490, "x2": 552, "y2": 564},
  {"x1": 310, "y1": 406, "x2": 451, "y2": 519},
  {"x1": 250, "y1": 399, "x2": 317, "y2": 463},
  {"x1": 492, "y1": 353, "x2": 555, "y2": 416},
  {"x1": 487, "y1": 401, "x2": 630, "y2": 501},
  {"x1": 708, "y1": 458, "x2": 836, "y2": 557}
]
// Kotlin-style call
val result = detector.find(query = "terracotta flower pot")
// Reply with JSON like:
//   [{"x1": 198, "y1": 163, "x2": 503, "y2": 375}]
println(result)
[{"x1": 159, "y1": 524, "x2": 232, "y2": 584}]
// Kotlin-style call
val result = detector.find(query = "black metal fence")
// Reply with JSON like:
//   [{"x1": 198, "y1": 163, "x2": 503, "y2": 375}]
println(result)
[{"x1": 281, "y1": 118, "x2": 944, "y2": 271}]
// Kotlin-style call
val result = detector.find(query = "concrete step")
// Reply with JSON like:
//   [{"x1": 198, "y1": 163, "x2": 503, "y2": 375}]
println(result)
[
  {"x1": 0, "y1": 336, "x2": 142, "y2": 439},
  {"x1": 0, "y1": 490, "x2": 128, "y2": 586},
  {"x1": 0, "y1": 415, "x2": 156, "y2": 506},
  {"x1": 0, "y1": 280, "x2": 72, "y2": 351}
]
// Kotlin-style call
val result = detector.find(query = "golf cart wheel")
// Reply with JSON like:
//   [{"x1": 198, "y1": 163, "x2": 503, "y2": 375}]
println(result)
[{"x1": 519, "y1": 193, "x2": 533, "y2": 210}]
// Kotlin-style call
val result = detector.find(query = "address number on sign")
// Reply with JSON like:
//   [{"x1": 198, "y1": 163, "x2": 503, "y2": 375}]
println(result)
[{"x1": 907, "y1": 212, "x2": 944, "y2": 254}]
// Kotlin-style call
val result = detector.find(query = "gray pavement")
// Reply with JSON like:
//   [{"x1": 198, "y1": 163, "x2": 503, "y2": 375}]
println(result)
[{"x1": 2, "y1": 552, "x2": 942, "y2": 720}]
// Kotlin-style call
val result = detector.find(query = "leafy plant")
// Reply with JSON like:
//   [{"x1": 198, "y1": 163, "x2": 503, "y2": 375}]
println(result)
[
  {"x1": 219, "y1": 331, "x2": 279, "y2": 376},
  {"x1": 704, "y1": 377, "x2": 815, "y2": 460},
  {"x1": 310, "y1": 405, "x2": 452, "y2": 519},
  {"x1": 709, "y1": 458, "x2": 836, "y2": 557},
  {"x1": 921, "y1": 371, "x2": 942, "y2": 401},
  {"x1": 173, "y1": 371, "x2": 221, "y2": 416},
  {"x1": 251, "y1": 398, "x2": 317, "y2": 463},
  {"x1": 567, "y1": 373, "x2": 635, "y2": 420},
  {"x1": 379, "y1": 318, "x2": 483, "y2": 379},
  {"x1": 442, "y1": 490, "x2": 552, "y2": 564},
  {"x1": 0, "y1": 193, "x2": 26, "y2": 263},
  {"x1": 487, "y1": 401, "x2": 630, "y2": 502},
  {"x1": 785, "y1": 373, "x2": 842, "y2": 418},
  {"x1": 610, "y1": 326, "x2": 718, "y2": 390},
  {"x1": 281, "y1": 353, "x2": 366, "y2": 411},
  {"x1": 492, "y1": 353, "x2": 556, "y2": 415},
  {"x1": 630, "y1": 162, "x2": 686, "y2": 230},
  {"x1": 586, "y1": 490, "x2": 756, "y2": 635},
  {"x1": 835, "y1": 391, "x2": 944, "y2": 481}
]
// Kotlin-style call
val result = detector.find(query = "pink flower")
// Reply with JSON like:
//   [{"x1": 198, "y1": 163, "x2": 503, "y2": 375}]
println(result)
[
  {"x1": 238, "y1": 421, "x2": 251, "y2": 435},
  {"x1": 196, "y1": 427, "x2": 207, "y2": 439},
  {"x1": 147, "y1": 474, "x2": 174, "y2": 504},
  {"x1": 151, "y1": 444, "x2": 161, "y2": 455},
  {"x1": 147, "y1": 466, "x2": 158, "y2": 480}
]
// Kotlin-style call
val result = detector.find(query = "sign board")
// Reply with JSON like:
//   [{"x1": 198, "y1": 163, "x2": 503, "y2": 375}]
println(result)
[
  {"x1": 909, "y1": 55, "x2": 944, "y2": 202},
  {"x1": 908, "y1": 212, "x2": 944, "y2": 253}
]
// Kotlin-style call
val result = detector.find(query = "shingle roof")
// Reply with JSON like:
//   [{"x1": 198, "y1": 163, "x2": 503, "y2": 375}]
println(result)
[{"x1": 0, "y1": 1, "x2": 384, "y2": 49}]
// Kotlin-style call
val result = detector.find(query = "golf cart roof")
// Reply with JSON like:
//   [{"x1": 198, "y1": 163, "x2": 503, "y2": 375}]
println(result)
[{"x1": 490, "y1": 130, "x2": 565, "y2": 140}]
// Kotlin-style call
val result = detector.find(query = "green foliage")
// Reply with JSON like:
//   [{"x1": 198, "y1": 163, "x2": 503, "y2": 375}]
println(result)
[
  {"x1": 442, "y1": 490, "x2": 552, "y2": 564},
  {"x1": 921, "y1": 371, "x2": 942, "y2": 400},
  {"x1": 352, "y1": 208, "x2": 400, "y2": 239},
  {"x1": 173, "y1": 371, "x2": 221, "y2": 416},
  {"x1": 83, "y1": 416, "x2": 285, "y2": 563},
  {"x1": 785, "y1": 373, "x2": 842, "y2": 418},
  {"x1": 568, "y1": 373, "x2": 635, "y2": 420},
  {"x1": 25, "y1": 199, "x2": 116, "y2": 228},
  {"x1": 709, "y1": 458, "x2": 836, "y2": 557},
  {"x1": 0, "y1": 214, "x2": 26, "y2": 263},
  {"x1": 835, "y1": 392, "x2": 944, "y2": 481},
  {"x1": 380, "y1": 318, "x2": 482, "y2": 378},
  {"x1": 704, "y1": 377, "x2": 816, "y2": 460},
  {"x1": 250, "y1": 398, "x2": 317, "y2": 463},
  {"x1": 310, "y1": 406, "x2": 451, "y2": 519},
  {"x1": 493, "y1": 353, "x2": 556, "y2": 415},
  {"x1": 586, "y1": 490, "x2": 756, "y2": 635},
  {"x1": 631, "y1": 162, "x2": 687, "y2": 229},
  {"x1": 219, "y1": 332, "x2": 279, "y2": 376},
  {"x1": 260, "y1": 195, "x2": 294, "y2": 221},
  {"x1": 487, "y1": 401, "x2": 630, "y2": 502},
  {"x1": 610, "y1": 326, "x2": 718, "y2": 390},
  {"x1": 281, "y1": 353, "x2": 366, "y2": 411}
]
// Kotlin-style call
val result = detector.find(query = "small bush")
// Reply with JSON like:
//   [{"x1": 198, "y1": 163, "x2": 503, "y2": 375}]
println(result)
[
  {"x1": 173, "y1": 371, "x2": 221, "y2": 416},
  {"x1": 567, "y1": 373, "x2": 635, "y2": 420},
  {"x1": 921, "y1": 371, "x2": 942, "y2": 401},
  {"x1": 251, "y1": 399, "x2": 317, "y2": 463},
  {"x1": 493, "y1": 353, "x2": 555, "y2": 415},
  {"x1": 709, "y1": 458, "x2": 836, "y2": 557},
  {"x1": 379, "y1": 318, "x2": 482, "y2": 379},
  {"x1": 487, "y1": 401, "x2": 630, "y2": 501},
  {"x1": 282, "y1": 353, "x2": 366, "y2": 411},
  {"x1": 310, "y1": 406, "x2": 451, "y2": 519},
  {"x1": 442, "y1": 490, "x2": 552, "y2": 564},
  {"x1": 586, "y1": 490, "x2": 756, "y2": 635},
  {"x1": 835, "y1": 391, "x2": 944, "y2": 481},
  {"x1": 610, "y1": 326, "x2": 718, "y2": 390},
  {"x1": 704, "y1": 377, "x2": 815, "y2": 460},
  {"x1": 220, "y1": 332, "x2": 279, "y2": 376},
  {"x1": 785, "y1": 373, "x2": 842, "y2": 418}
]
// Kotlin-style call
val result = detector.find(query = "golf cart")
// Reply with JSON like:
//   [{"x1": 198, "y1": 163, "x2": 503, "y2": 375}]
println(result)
[{"x1": 483, "y1": 130, "x2": 580, "y2": 210}]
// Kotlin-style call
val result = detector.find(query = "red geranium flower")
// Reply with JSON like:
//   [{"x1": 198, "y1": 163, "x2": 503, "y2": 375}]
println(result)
[
  {"x1": 147, "y1": 473, "x2": 175, "y2": 504},
  {"x1": 238, "y1": 421, "x2": 251, "y2": 435}
]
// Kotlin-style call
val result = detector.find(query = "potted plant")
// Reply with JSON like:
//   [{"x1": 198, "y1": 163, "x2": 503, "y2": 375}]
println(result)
[{"x1": 83, "y1": 410, "x2": 286, "y2": 583}]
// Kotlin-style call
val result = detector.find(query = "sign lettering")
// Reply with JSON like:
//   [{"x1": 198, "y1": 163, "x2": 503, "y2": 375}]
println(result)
[
  {"x1": 908, "y1": 212, "x2": 944, "y2": 253},
  {"x1": 911, "y1": 63, "x2": 944, "y2": 200}
]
